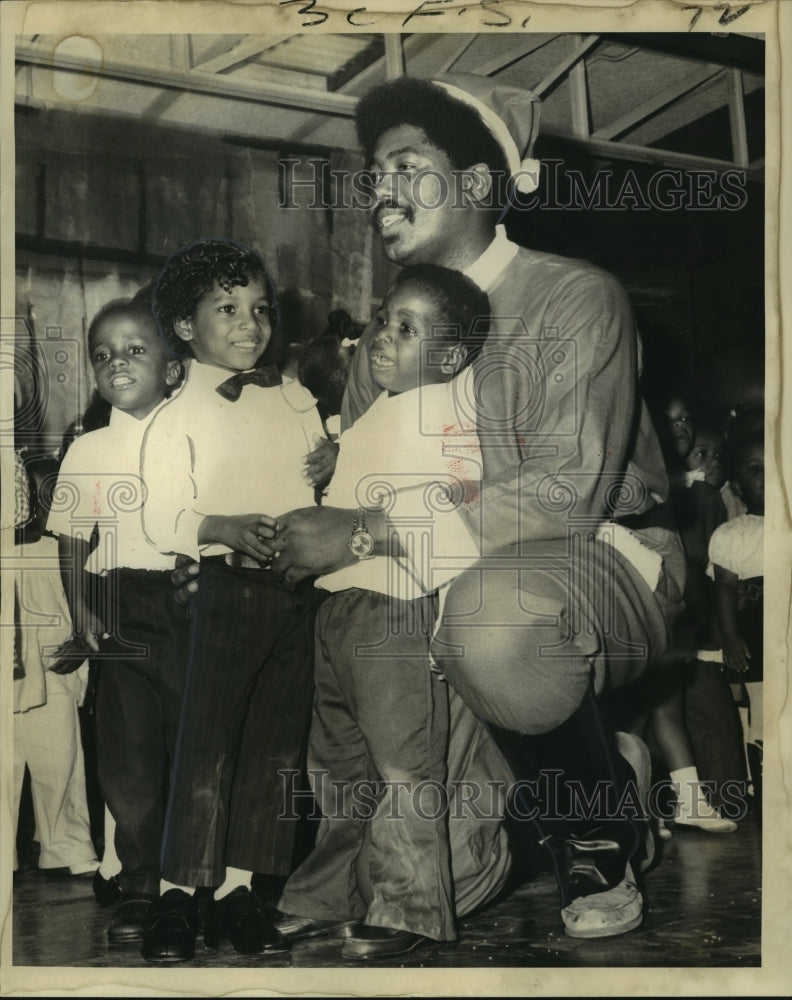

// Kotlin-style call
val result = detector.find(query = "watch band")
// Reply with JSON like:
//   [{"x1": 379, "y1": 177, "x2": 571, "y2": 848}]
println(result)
[{"x1": 349, "y1": 507, "x2": 376, "y2": 560}]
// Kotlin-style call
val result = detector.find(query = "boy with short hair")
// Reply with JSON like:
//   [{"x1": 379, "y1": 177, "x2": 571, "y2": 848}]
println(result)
[
  {"x1": 276, "y1": 264, "x2": 511, "y2": 960},
  {"x1": 47, "y1": 296, "x2": 185, "y2": 943},
  {"x1": 139, "y1": 239, "x2": 326, "y2": 962}
]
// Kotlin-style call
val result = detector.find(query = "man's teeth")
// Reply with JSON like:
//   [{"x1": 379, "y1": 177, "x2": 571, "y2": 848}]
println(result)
[
  {"x1": 235, "y1": 341, "x2": 258, "y2": 348},
  {"x1": 380, "y1": 213, "x2": 404, "y2": 229}
]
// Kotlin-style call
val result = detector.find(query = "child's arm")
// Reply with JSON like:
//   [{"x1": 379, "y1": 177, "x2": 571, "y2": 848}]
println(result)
[
  {"x1": 57, "y1": 532, "x2": 104, "y2": 656},
  {"x1": 713, "y1": 563, "x2": 750, "y2": 674},
  {"x1": 197, "y1": 513, "x2": 279, "y2": 562}
]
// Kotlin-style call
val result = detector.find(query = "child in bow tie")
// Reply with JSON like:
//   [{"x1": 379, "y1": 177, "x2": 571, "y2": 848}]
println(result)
[{"x1": 140, "y1": 239, "x2": 328, "y2": 962}]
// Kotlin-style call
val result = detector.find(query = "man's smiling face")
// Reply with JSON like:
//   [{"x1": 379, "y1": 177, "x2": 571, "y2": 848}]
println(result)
[{"x1": 370, "y1": 125, "x2": 474, "y2": 269}]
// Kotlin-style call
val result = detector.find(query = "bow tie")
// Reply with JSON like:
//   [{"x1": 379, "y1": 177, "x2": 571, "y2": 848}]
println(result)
[{"x1": 216, "y1": 365, "x2": 282, "y2": 401}]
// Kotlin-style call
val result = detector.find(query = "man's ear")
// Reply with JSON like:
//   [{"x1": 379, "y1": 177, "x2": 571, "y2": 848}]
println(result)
[
  {"x1": 463, "y1": 163, "x2": 493, "y2": 206},
  {"x1": 439, "y1": 343, "x2": 468, "y2": 377},
  {"x1": 173, "y1": 317, "x2": 193, "y2": 343}
]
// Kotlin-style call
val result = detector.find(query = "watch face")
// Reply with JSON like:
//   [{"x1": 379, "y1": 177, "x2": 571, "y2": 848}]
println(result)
[{"x1": 350, "y1": 530, "x2": 375, "y2": 559}]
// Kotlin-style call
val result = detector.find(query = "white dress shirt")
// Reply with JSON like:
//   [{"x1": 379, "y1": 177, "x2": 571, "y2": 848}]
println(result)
[
  {"x1": 319, "y1": 368, "x2": 482, "y2": 600},
  {"x1": 47, "y1": 400, "x2": 175, "y2": 574},
  {"x1": 141, "y1": 360, "x2": 324, "y2": 559}
]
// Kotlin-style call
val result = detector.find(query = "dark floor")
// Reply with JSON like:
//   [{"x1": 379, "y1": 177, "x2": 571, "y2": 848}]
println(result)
[{"x1": 12, "y1": 817, "x2": 761, "y2": 972}]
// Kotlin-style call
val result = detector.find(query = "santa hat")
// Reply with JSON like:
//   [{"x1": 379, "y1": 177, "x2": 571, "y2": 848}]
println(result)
[{"x1": 432, "y1": 72, "x2": 541, "y2": 195}]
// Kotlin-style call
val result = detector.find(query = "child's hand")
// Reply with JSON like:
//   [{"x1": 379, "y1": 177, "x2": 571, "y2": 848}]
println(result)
[
  {"x1": 72, "y1": 605, "x2": 107, "y2": 655},
  {"x1": 723, "y1": 635, "x2": 751, "y2": 674},
  {"x1": 303, "y1": 436, "x2": 339, "y2": 488},
  {"x1": 48, "y1": 634, "x2": 95, "y2": 673},
  {"x1": 207, "y1": 514, "x2": 279, "y2": 562}
]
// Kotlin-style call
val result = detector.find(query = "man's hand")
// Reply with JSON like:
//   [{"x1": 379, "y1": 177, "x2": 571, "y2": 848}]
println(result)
[
  {"x1": 303, "y1": 436, "x2": 339, "y2": 489},
  {"x1": 269, "y1": 506, "x2": 358, "y2": 588},
  {"x1": 172, "y1": 554, "x2": 200, "y2": 607}
]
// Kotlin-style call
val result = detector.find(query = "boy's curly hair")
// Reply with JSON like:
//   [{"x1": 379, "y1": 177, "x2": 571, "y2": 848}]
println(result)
[{"x1": 153, "y1": 239, "x2": 279, "y2": 358}]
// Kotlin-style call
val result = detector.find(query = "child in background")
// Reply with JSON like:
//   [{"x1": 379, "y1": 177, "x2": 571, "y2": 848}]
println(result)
[
  {"x1": 13, "y1": 449, "x2": 99, "y2": 880},
  {"x1": 298, "y1": 308, "x2": 362, "y2": 436},
  {"x1": 140, "y1": 239, "x2": 328, "y2": 962},
  {"x1": 623, "y1": 394, "x2": 739, "y2": 835},
  {"x1": 276, "y1": 264, "x2": 513, "y2": 961},
  {"x1": 709, "y1": 429, "x2": 765, "y2": 823},
  {"x1": 47, "y1": 297, "x2": 186, "y2": 944},
  {"x1": 720, "y1": 405, "x2": 763, "y2": 521},
  {"x1": 672, "y1": 414, "x2": 747, "y2": 824},
  {"x1": 684, "y1": 420, "x2": 727, "y2": 491}
]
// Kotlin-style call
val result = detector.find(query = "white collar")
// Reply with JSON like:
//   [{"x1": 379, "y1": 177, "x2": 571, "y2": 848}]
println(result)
[
  {"x1": 463, "y1": 224, "x2": 519, "y2": 293},
  {"x1": 108, "y1": 394, "x2": 171, "y2": 432}
]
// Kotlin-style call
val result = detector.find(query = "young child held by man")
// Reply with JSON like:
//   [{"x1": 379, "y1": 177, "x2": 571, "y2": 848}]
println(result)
[
  {"x1": 47, "y1": 296, "x2": 186, "y2": 944},
  {"x1": 139, "y1": 239, "x2": 327, "y2": 962},
  {"x1": 275, "y1": 264, "x2": 513, "y2": 961}
]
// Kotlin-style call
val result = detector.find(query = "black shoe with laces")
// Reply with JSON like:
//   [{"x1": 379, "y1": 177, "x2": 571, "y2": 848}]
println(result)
[
  {"x1": 204, "y1": 886, "x2": 291, "y2": 955},
  {"x1": 93, "y1": 869, "x2": 123, "y2": 907},
  {"x1": 140, "y1": 889, "x2": 200, "y2": 963}
]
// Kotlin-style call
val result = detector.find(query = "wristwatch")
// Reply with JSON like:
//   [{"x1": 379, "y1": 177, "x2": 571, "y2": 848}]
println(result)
[{"x1": 349, "y1": 507, "x2": 375, "y2": 560}]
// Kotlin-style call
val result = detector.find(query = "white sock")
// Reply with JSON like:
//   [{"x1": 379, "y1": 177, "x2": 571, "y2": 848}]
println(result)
[
  {"x1": 159, "y1": 880, "x2": 196, "y2": 896},
  {"x1": 745, "y1": 682, "x2": 763, "y2": 743},
  {"x1": 98, "y1": 807, "x2": 122, "y2": 878},
  {"x1": 670, "y1": 765, "x2": 704, "y2": 816},
  {"x1": 214, "y1": 867, "x2": 252, "y2": 901},
  {"x1": 98, "y1": 857, "x2": 122, "y2": 879}
]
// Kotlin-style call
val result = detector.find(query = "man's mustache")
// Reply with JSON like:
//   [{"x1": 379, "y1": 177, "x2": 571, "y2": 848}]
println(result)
[{"x1": 372, "y1": 199, "x2": 415, "y2": 229}]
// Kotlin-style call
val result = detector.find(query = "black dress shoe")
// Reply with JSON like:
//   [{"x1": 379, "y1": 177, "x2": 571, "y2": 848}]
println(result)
[
  {"x1": 93, "y1": 870, "x2": 122, "y2": 907},
  {"x1": 205, "y1": 886, "x2": 291, "y2": 955},
  {"x1": 108, "y1": 897, "x2": 153, "y2": 944},
  {"x1": 140, "y1": 889, "x2": 199, "y2": 963},
  {"x1": 341, "y1": 925, "x2": 430, "y2": 960},
  {"x1": 273, "y1": 911, "x2": 359, "y2": 942}
]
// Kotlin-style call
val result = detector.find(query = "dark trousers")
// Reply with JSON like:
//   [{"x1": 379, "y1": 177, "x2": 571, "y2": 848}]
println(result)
[
  {"x1": 433, "y1": 535, "x2": 685, "y2": 901},
  {"x1": 686, "y1": 661, "x2": 747, "y2": 805},
  {"x1": 94, "y1": 569, "x2": 190, "y2": 898},
  {"x1": 160, "y1": 559, "x2": 318, "y2": 887}
]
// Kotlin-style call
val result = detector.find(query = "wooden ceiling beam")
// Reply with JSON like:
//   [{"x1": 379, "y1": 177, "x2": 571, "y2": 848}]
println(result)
[
  {"x1": 384, "y1": 34, "x2": 405, "y2": 79},
  {"x1": 194, "y1": 36, "x2": 293, "y2": 74},
  {"x1": 592, "y1": 64, "x2": 725, "y2": 141},
  {"x1": 15, "y1": 41, "x2": 358, "y2": 117},
  {"x1": 545, "y1": 130, "x2": 764, "y2": 181},
  {"x1": 286, "y1": 33, "x2": 428, "y2": 144},
  {"x1": 437, "y1": 34, "x2": 479, "y2": 74},
  {"x1": 727, "y1": 68, "x2": 750, "y2": 168},
  {"x1": 471, "y1": 35, "x2": 555, "y2": 77},
  {"x1": 532, "y1": 35, "x2": 601, "y2": 98}
]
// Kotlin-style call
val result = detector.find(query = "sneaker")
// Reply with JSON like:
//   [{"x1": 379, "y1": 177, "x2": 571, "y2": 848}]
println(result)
[
  {"x1": 561, "y1": 862, "x2": 643, "y2": 939},
  {"x1": 673, "y1": 800, "x2": 738, "y2": 833}
]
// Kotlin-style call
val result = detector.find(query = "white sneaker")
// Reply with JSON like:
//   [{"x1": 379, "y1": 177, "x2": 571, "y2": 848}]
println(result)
[
  {"x1": 562, "y1": 863, "x2": 643, "y2": 939},
  {"x1": 674, "y1": 800, "x2": 737, "y2": 833}
]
